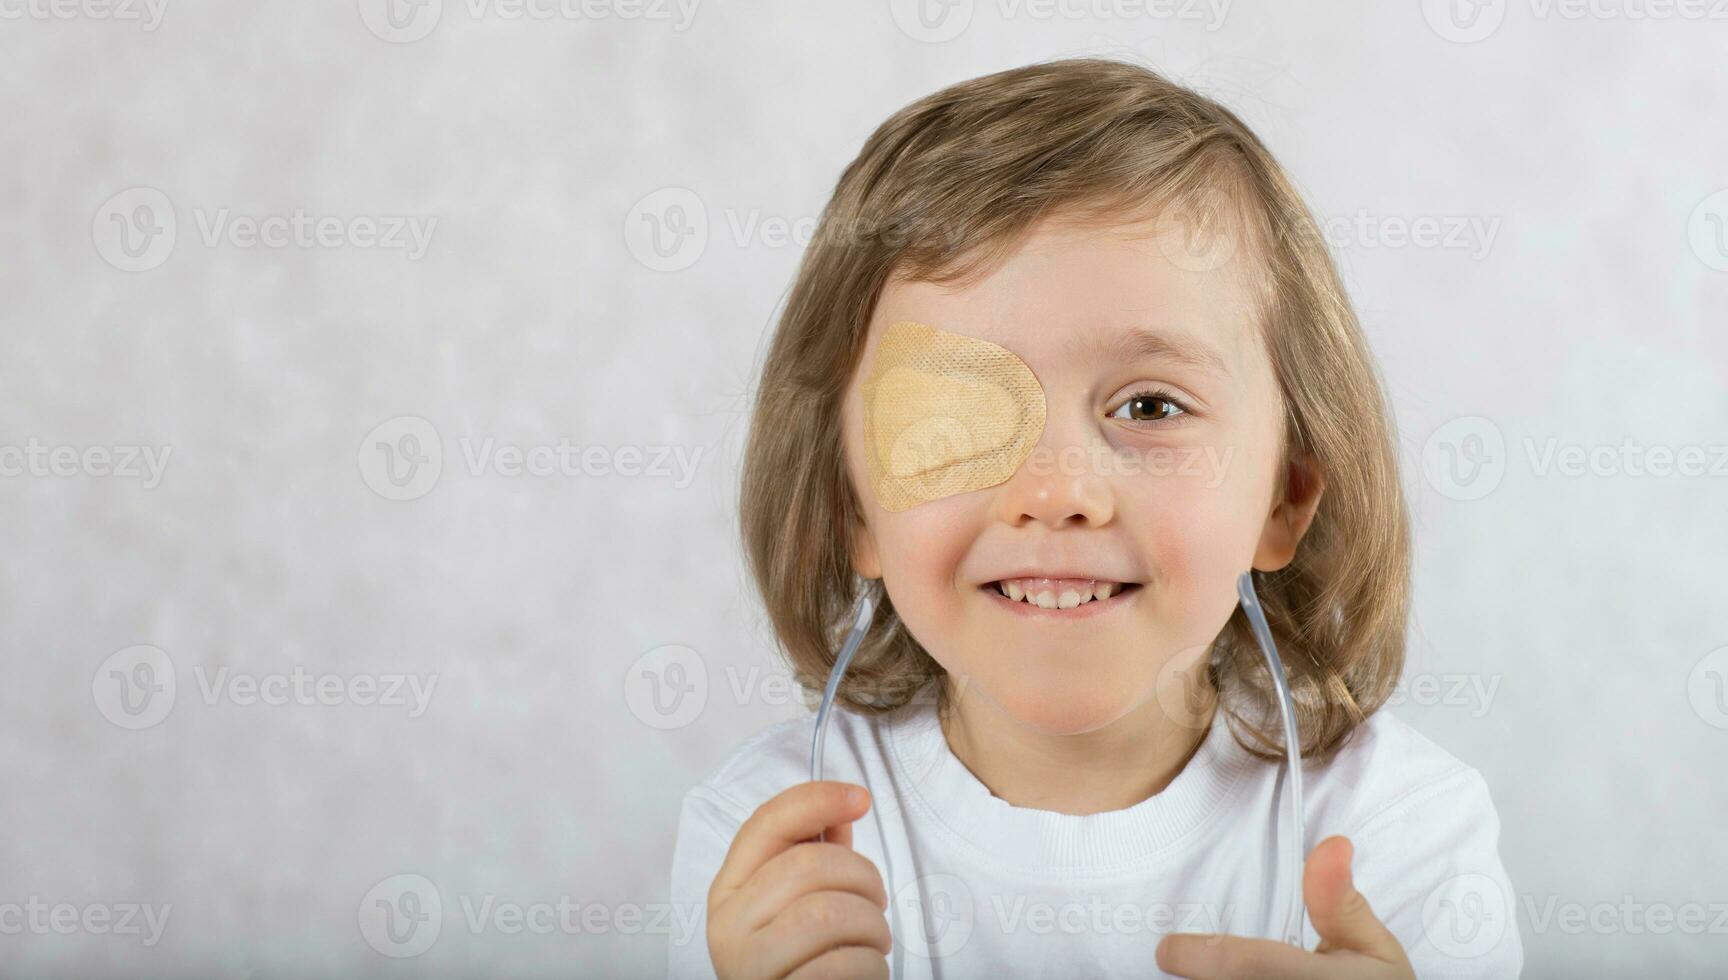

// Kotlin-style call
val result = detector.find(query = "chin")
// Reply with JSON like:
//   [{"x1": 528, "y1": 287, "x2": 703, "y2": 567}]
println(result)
[{"x1": 970, "y1": 667, "x2": 1149, "y2": 736}]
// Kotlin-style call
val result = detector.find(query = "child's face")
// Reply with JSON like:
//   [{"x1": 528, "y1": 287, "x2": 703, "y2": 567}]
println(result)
[{"x1": 841, "y1": 209, "x2": 1322, "y2": 735}]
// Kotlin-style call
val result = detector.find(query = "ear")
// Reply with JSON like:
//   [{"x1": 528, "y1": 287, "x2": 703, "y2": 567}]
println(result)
[
  {"x1": 851, "y1": 516, "x2": 882, "y2": 580},
  {"x1": 1253, "y1": 452, "x2": 1325, "y2": 573}
]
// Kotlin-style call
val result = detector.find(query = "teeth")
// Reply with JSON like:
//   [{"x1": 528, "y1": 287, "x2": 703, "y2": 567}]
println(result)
[{"x1": 993, "y1": 578, "x2": 1127, "y2": 609}]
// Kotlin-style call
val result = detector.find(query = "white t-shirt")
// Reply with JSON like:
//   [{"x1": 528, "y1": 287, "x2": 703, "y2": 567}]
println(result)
[{"x1": 667, "y1": 688, "x2": 1523, "y2": 979}]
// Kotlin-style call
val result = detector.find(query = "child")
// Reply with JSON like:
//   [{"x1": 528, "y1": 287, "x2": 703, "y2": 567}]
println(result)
[{"x1": 668, "y1": 58, "x2": 1521, "y2": 980}]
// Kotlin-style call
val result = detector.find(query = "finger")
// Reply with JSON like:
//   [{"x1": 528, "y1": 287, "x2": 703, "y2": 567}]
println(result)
[
  {"x1": 1303, "y1": 836, "x2": 1404, "y2": 962},
  {"x1": 820, "y1": 811, "x2": 853, "y2": 851},
  {"x1": 1156, "y1": 933, "x2": 1332, "y2": 980},
  {"x1": 734, "y1": 841, "x2": 889, "y2": 933},
  {"x1": 783, "y1": 945, "x2": 890, "y2": 980},
  {"x1": 749, "y1": 890, "x2": 892, "y2": 979},
  {"x1": 710, "y1": 783, "x2": 871, "y2": 902}
]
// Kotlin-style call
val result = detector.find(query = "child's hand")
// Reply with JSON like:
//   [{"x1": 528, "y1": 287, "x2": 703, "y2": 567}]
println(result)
[
  {"x1": 706, "y1": 781, "x2": 891, "y2": 979},
  {"x1": 1156, "y1": 836, "x2": 1415, "y2": 980}
]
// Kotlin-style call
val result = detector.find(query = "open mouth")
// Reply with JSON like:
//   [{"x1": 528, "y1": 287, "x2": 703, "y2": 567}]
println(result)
[{"x1": 980, "y1": 577, "x2": 1142, "y2": 612}]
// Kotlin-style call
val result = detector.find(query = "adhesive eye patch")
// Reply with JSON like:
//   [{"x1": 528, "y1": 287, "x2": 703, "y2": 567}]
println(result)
[{"x1": 859, "y1": 320, "x2": 1046, "y2": 512}]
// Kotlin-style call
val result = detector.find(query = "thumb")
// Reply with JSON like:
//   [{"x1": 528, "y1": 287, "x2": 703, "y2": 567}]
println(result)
[{"x1": 1303, "y1": 836, "x2": 1403, "y2": 962}]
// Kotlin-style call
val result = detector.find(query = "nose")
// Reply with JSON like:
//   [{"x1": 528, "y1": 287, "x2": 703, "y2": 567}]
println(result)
[{"x1": 990, "y1": 428, "x2": 1117, "y2": 529}]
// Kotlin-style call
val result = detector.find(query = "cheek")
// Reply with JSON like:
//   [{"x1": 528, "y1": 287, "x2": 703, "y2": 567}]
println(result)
[
  {"x1": 843, "y1": 389, "x2": 976, "y2": 635},
  {"x1": 870, "y1": 500, "x2": 975, "y2": 619},
  {"x1": 1122, "y1": 470, "x2": 1265, "y2": 634}
]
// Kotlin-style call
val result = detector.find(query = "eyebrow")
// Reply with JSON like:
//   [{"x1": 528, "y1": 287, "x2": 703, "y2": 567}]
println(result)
[{"x1": 1067, "y1": 326, "x2": 1231, "y2": 376}]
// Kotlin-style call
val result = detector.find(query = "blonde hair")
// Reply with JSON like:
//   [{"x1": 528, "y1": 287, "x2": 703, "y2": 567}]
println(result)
[{"x1": 739, "y1": 58, "x2": 1409, "y2": 761}]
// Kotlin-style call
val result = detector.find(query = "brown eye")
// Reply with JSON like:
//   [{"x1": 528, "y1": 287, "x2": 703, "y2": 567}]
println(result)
[{"x1": 1110, "y1": 391, "x2": 1188, "y2": 423}]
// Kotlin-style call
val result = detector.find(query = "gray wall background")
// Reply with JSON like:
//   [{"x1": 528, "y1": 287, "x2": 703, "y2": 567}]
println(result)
[{"x1": 1, "y1": 1, "x2": 1724, "y2": 977}]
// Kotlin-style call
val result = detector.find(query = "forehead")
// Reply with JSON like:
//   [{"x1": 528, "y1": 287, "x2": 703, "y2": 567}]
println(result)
[{"x1": 869, "y1": 212, "x2": 1266, "y2": 381}]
